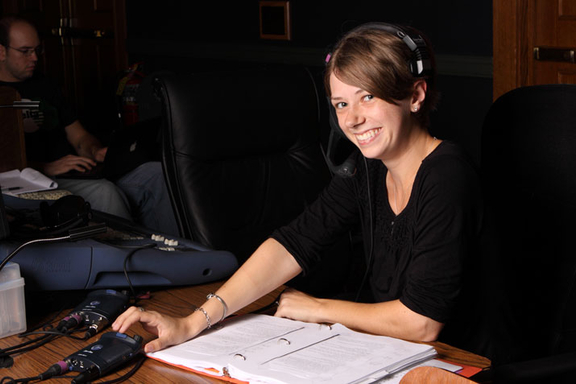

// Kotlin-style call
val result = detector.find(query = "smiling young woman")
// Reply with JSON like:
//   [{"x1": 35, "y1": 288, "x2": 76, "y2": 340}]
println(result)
[{"x1": 113, "y1": 22, "x2": 483, "y2": 353}]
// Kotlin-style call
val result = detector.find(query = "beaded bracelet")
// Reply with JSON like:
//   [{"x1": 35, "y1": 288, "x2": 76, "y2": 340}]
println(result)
[
  {"x1": 194, "y1": 306, "x2": 211, "y2": 329},
  {"x1": 207, "y1": 293, "x2": 228, "y2": 322}
]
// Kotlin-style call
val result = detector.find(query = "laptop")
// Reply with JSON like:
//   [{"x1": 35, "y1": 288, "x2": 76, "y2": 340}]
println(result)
[{"x1": 57, "y1": 117, "x2": 161, "y2": 181}]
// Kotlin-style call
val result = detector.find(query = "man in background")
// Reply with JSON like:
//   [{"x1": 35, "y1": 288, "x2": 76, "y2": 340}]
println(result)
[{"x1": 0, "y1": 15, "x2": 178, "y2": 236}]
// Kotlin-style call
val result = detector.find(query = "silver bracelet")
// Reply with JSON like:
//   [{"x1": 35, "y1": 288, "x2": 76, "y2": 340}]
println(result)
[
  {"x1": 207, "y1": 293, "x2": 228, "y2": 322},
  {"x1": 194, "y1": 306, "x2": 211, "y2": 329}
]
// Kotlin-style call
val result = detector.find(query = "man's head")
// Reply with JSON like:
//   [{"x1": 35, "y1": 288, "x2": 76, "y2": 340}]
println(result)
[{"x1": 0, "y1": 16, "x2": 40, "y2": 82}]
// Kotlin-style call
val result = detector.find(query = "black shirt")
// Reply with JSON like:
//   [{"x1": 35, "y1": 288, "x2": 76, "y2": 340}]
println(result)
[
  {"x1": 272, "y1": 141, "x2": 483, "y2": 323},
  {"x1": 0, "y1": 74, "x2": 77, "y2": 162}
]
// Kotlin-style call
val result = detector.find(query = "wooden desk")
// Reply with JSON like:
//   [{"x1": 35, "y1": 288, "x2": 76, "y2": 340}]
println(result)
[{"x1": 0, "y1": 282, "x2": 490, "y2": 383}]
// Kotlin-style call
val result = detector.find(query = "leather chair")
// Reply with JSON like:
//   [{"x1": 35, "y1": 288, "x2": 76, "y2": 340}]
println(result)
[
  {"x1": 473, "y1": 84, "x2": 576, "y2": 383},
  {"x1": 154, "y1": 66, "x2": 353, "y2": 295}
]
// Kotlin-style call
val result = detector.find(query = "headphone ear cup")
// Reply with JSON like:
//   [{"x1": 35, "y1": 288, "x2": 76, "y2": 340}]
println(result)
[
  {"x1": 325, "y1": 102, "x2": 358, "y2": 177},
  {"x1": 40, "y1": 195, "x2": 92, "y2": 228}
]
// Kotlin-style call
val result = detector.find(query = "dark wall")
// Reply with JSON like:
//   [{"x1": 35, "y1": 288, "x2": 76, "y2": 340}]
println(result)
[{"x1": 126, "y1": 0, "x2": 492, "y2": 164}]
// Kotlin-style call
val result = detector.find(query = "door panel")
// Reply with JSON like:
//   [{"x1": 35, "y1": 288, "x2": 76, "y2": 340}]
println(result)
[{"x1": 494, "y1": 0, "x2": 576, "y2": 100}]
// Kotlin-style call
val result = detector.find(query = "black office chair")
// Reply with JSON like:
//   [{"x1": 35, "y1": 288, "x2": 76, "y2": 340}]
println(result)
[
  {"x1": 474, "y1": 84, "x2": 576, "y2": 383},
  {"x1": 154, "y1": 66, "x2": 354, "y2": 295}
]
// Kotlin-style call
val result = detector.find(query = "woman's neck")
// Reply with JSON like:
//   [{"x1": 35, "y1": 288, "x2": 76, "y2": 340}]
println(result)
[{"x1": 385, "y1": 132, "x2": 440, "y2": 215}]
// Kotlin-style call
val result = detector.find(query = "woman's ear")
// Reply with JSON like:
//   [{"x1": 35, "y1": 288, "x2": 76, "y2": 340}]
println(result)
[{"x1": 411, "y1": 80, "x2": 427, "y2": 112}]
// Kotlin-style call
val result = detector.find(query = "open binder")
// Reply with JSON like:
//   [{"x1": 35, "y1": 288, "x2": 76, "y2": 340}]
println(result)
[
  {"x1": 148, "y1": 314, "x2": 438, "y2": 384},
  {"x1": 0, "y1": 168, "x2": 57, "y2": 196}
]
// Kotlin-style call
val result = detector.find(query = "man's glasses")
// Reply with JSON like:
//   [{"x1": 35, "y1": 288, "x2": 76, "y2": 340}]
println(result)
[{"x1": 6, "y1": 45, "x2": 44, "y2": 57}]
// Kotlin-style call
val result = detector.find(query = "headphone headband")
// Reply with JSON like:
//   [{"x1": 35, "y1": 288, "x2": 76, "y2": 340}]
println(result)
[
  {"x1": 350, "y1": 22, "x2": 432, "y2": 77},
  {"x1": 325, "y1": 22, "x2": 432, "y2": 78}
]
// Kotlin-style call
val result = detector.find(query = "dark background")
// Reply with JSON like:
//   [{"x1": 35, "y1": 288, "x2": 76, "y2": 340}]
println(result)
[{"x1": 125, "y1": 1, "x2": 493, "y2": 165}]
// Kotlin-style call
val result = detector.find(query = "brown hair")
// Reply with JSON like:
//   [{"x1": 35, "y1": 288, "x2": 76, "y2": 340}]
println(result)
[
  {"x1": 324, "y1": 23, "x2": 439, "y2": 128},
  {"x1": 0, "y1": 15, "x2": 36, "y2": 48}
]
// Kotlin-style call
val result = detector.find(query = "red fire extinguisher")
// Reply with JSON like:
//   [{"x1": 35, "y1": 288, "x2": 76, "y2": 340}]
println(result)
[{"x1": 116, "y1": 62, "x2": 145, "y2": 126}]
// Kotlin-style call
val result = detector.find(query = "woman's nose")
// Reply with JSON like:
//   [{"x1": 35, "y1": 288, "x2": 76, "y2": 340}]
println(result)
[{"x1": 344, "y1": 105, "x2": 364, "y2": 129}]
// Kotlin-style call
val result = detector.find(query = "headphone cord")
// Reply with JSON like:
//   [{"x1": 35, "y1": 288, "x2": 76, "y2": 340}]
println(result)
[
  {"x1": 354, "y1": 156, "x2": 374, "y2": 302},
  {"x1": 0, "y1": 236, "x2": 69, "y2": 272}
]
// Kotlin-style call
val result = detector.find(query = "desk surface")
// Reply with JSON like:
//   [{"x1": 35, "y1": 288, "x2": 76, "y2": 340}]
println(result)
[{"x1": 0, "y1": 282, "x2": 491, "y2": 383}]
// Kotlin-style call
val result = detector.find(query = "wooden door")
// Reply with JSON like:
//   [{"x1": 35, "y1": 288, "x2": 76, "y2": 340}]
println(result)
[
  {"x1": 0, "y1": 86, "x2": 26, "y2": 172},
  {"x1": 493, "y1": 0, "x2": 576, "y2": 100},
  {"x1": 1, "y1": 0, "x2": 127, "y2": 135}
]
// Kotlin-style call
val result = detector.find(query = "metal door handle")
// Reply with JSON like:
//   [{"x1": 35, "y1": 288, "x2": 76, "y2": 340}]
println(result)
[{"x1": 534, "y1": 47, "x2": 575, "y2": 63}]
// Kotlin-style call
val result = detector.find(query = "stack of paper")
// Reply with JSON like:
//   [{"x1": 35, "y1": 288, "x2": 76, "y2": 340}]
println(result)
[{"x1": 149, "y1": 314, "x2": 440, "y2": 384}]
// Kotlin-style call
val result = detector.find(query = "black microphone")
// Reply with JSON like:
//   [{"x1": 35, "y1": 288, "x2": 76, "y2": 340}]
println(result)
[
  {"x1": 325, "y1": 126, "x2": 358, "y2": 178},
  {"x1": 325, "y1": 101, "x2": 359, "y2": 178}
]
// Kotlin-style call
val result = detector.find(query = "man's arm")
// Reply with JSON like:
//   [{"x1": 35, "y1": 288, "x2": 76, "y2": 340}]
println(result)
[
  {"x1": 65, "y1": 120, "x2": 107, "y2": 162},
  {"x1": 32, "y1": 120, "x2": 108, "y2": 176}
]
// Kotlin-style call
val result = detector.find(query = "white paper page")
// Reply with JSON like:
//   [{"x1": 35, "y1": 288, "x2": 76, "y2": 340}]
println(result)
[
  {"x1": 0, "y1": 168, "x2": 57, "y2": 195},
  {"x1": 20, "y1": 168, "x2": 56, "y2": 189},
  {"x1": 179, "y1": 315, "x2": 319, "y2": 356},
  {"x1": 149, "y1": 315, "x2": 326, "y2": 378},
  {"x1": 358, "y1": 359, "x2": 463, "y2": 384},
  {"x1": 228, "y1": 358, "x2": 459, "y2": 384},
  {"x1": 228, "y1": 324, "x2": 435, "y2": 384}
]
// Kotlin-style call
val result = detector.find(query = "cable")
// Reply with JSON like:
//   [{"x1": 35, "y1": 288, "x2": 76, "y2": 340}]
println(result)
[
  {"x1": 98, "y1": 353, "x2": 146, "y2": 384},
  {"x1": 0, "y1": 335, "x2": 55, "y2": 359},
  {"x1": 0, "y1": 235, "x2": 69, "y2": 272},
  {"x1": 354, "y1": 156, "x2": 374, "y2": 302},
  {"x1": 1, "y1": 302, "x2": 91, "y2": 361},
  {"x1": 94, "y1": 238, "x2": 158, "y2": 305},
  {"x1": 120, "y1": 243, "x2": 157, "y2": 305},
  {"x1": 0, "y1": 224, "x2": 107, "y2": 272}
]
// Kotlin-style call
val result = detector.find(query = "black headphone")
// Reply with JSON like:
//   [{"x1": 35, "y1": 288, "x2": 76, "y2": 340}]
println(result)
[
  {"x1": 40, "y1": 195, "x2": 92, "y2": 230},
  {"x1": 325, "y1": 22, "x2": 432, "y2": 177}
]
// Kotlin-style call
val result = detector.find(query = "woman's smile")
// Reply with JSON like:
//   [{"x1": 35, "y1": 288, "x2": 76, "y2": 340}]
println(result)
[{"x1": 354, "y1": 127, "x2": 382, "y2": 146}]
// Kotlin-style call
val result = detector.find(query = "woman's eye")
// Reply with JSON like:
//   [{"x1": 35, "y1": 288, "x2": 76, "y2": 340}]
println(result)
[
  {"x1": 363, "y1": 94, "x2": 374, "y2": 101},
  {"x1": 335, "y1": 102, "x2": 347, "y2": 109}
]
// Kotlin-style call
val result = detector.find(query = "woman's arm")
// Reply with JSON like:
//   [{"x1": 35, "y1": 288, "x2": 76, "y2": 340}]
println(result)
[
  {"x1": 275, "y1": 289, "x2": 443, "y2": 341},
  {"x1": 112, "y1": 238, "x2": 302, "y2": 352}
]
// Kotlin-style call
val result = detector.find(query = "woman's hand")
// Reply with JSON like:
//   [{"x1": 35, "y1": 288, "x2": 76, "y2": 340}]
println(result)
[
  {"x1": 112, "y1": 306, "x2": 197, "y2": 353},
  {"x1": 274, "y1": 288, "x2": 327, "y2": 324}
]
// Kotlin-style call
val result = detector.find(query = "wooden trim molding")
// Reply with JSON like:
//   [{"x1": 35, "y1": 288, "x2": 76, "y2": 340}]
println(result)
[
  {"x1": 127, "y1": 39, "x2": 493, "y2": 79},
  {"x1": 493, "y1": 0, "x2": 520, "y2": 100}
]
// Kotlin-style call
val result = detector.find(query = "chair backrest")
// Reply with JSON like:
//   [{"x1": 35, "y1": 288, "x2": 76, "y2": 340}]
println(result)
[
  {"x1": 155, "y1": 66, "x2": 332, "y2": 263},
  {"x1": 0, "y1": 86, "x2": 27, "y2": 172},
  {"x1": 480, "y1": 84, "x2": 576, "y2": 364}
]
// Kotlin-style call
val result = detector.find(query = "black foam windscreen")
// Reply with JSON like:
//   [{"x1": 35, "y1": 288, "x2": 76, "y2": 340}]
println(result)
[{"x1": 0, "y1": 192, "x2": 9, "y2": 239}]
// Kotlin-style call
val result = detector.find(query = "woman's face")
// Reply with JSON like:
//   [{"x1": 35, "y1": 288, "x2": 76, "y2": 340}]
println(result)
[{"x1": 329, "y1": 73, "x2": 416, "y2": 162}]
